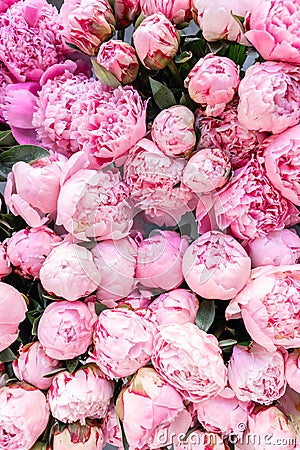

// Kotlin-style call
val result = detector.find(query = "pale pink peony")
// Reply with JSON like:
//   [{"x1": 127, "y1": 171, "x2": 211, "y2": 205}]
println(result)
[
  {"x1": 115, "y1": 0, "x2": 141, "y2": 29},
  {"x1": 37, "y1": 300, "x2": 97, "y2": 360},
  {"x1": 183, "y1": 148, "x2": 231, "y2": 193},
  {"x1": 263, "y1": 125, "x2": 300, "y2": 205},
  {"x1": 191, "y1": 0, "x2": 258, "y2": 44},
  {"x1": 228, "y1": 344, "x2": 286, "y2": 405},
  {"x1": 6, "y1": 226, "x2": 62, "y2": 279},
  {"x1": 97, "y1": 40, "x2": 139, "y2": 85},
  {"x1": 133, "y1": 12, "x2": 180, "y2": 70},
  {"x1": 12, "y1": 341, "x2": 62, "y2": 390},
  {"x1": 226, "y1": 265, "x2": 300, "y2": 351},
  {"x1": 60, "y1": 0, "x2": 115, "y2": 55},
  {"x1": 215, "y1": 158, "x2": 299, "y2": 240},
  {"x1": 0, "y1": 282, "x2": 27, "y2": 352},
  {"x1": 48, "y1": 365, "x2": 113, "y2": 424},
  {"x1": 195, "y1": 101, "x2": 267, "y2": 169},
  {"x1": 183, "y1": 231, "x2": 251, "y2": 300},
  {"x1": 245, "y1": 0, "x2": 300, "y2": 64},
  {"x1": 0, "y1": 0, "x2": 18, "y2": 13},
  {"x1": 101, "y1": 401, "x2": 122, "y2": 448},
  {"x1": 4, "y1": 152, "x2": 67, "y2": 228},
  {"x1": 173, "y1": 430, "x2": 227, "y2": 450},
  {"x1": 116, "y1": 367, "x2": 190, "y2": 449},
  {"x1": 92, "y1": 237, "x2": 137, "y2": 302},
  {"x1": 152, "y1": 323, "x2": 227, "y2": 402},
  {"x1": 0, "y1": 243, "x2": 11, "y2": 279},
  {"x1": 98, "y1": 287, "x2": 153, "y2": 309},
  {"x1": 40, "y1": 242, "x2": 100, "y2": 301},
  {"x1": 151, "y1": 105, "x2": 196, "y2": 158},
  {"x1": 90, "y1": 307, "x2": 157, "y2": 379},
  {"x1": 140, "y1": 0, "x2": 192, "y2": 24},
  {"x1": 71, "y1": 84, "x2": 147, "y2": 168},
  {"x1": 184, "y1": 53, "x2": 240, "y2": 117},
  {"x1": 0, "y1": 383, "x2": 50, "y2": 450},
  {"x1": 0, "y1": 363, "x2": 7, "y2": 389},
  {"x1": 285, "y1": 351, "x2": 300, "y2": 394},
  {"x1": 0, "y1": 0, "x2": 66, "y2": 82},
  {"x1": 149, "y1": 289, "x2": 198, "y2": 325},
  {"x1": 56, "y1": 154, "x2": 132, "y2": 242},
  {"x1": 52, "y1": 421, "x2": 105, "y2": 450},
  {"x1": 238, "y1": 61, "x2": 300, "y2": 135},
  {"x1": 246, "y1": 230, "x2": 300, "y2": 268},
  {"x1": 277, "y1": 387, "x2": 300, "y2": 440},
  {"x1": 136, "y1": 230, "x2": 189, "y2": 291}
]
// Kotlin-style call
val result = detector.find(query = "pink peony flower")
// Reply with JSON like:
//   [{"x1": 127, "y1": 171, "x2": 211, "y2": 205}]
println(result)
[
  {"x1": 90, "y1": 307, "x2": 157, "y2": 379},
  {"x1": 115, "y1": 0, "x2": 141, "y2": 29},
  {"x1": 215, "y1": 158, "x2": 299, "y2": 240},
  {"x1": 152, "y1": 323, "x2": 227, "y2": 402},
  {"x1": 151, "y1": 105, "x2": 196, "y2": 158},
  {"x1": 183, "y1": 148, "x2": 231, "y2": 194},
  {"x1": 52, "y1": 421, "x2": 105, "y2": 450},
  {"x1": 136, "y1": 230, "x2": 189, "y2": 291},
  {"x1": 71, "y1": 84, "x2": 147, "y2": 168},
  {"x1": 40, "y1": 242, "x2": 100, "y2": 301},
  {"x1": 101, "y1": 401, "x2": 122, "y2": 448},
  {"x1": 285, "y1": 351, "x2": 300, "y2": 394},
  {"x1": 0, "y1": 243, "x2": 11, "y2": 279},
  {"x1": 0, "y1": 282, "x2": 27, "y2": 352},
  {"x1": 4, "y1": 152, "x2": 67, "y2": 228},
  {"x1": 56, "y1": 154, "x2": 133, "y2": 242},
  {"x1": 195, "y1": 101, "x2": 267, "y2": 169},
  {"x1": 133, "y1": 12, "x2": 180, "y2": 70},
  {"x1": 238, "y1": 61, "x2": 300, "y2": 135},
  {"x1": 246, "y1": 230, "x2": 300, "y2": 268},
  {"x1": 0, "y1": 383, "x2": 50, "y2": 450},
  {"x1": 6, "y1": 226, "x2": 62, "y2": 279},
  {"x1": 37, "y1": 300, "x2": 97, "y2": 360},
  {"x1": 140, "y1": 0, "x2": 192, "y2": 25},
  {"x1": 149, "y1": 289, "x2": 198, "y2": 325},
  {"x1": 183, "y1": 231, "x2": 251, "y2": 300},
  {"x1": 60, "y1": 0, "x2": 115, "y2": 55},
  {"x1": 115, "y1": 367, "x2": 190, "y2": 449},
  {"x1": 12, "y1": 341, "x2": 62, "y2": 391},
  {"x1": 97, "y1": 40, "x2": 139, "y2": 85},
  {"x1": 245, "y1": 0, "x2": 300, "y2": 64},
  {"x1": 48, "y1": 365, "x2": 113, "y2": 424},
  {"x1": 226, "y1": 265, "x2": 300, "y2": 351},
  {"x1": 191, "y1": 0, "x2": 258, "y2": 44},
  {"x1": 0, "y1": 0, "x2": 18, "y2": 13},
  {"x1": 0, "y1": 0, "x2": 66, "y2": 82},
  {"x1": 92, "y1": 237, "x2": 137, "y2": 302},
  {"x1": 0, "y1": 363, "x2": 7, "y2": 389},
  {"x1": 228, "y1": 344, "x2": 286, "y2": 405},
  {"x1": 184, "y1": 53, "x2": 240, "y2": 116}
]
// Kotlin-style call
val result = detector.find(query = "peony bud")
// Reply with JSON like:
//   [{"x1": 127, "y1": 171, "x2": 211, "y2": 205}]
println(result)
[
  {"x1": 97, "y1": 40, "x2": 139, "y2": 84},
  {"x1": 115, "y1": 0, "x2": 141, "y2": 29},
  {"x1": 52, "y1": 421, "x2": 105, "y2": 449}
]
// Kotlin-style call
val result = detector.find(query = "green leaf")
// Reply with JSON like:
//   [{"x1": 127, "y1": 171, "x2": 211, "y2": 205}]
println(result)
[
  {"x1": 196, "y1": 300, "x2": 216, "y2": 332},
  {"x1": 228, "y1": 44, "x2": 247, "y2": 67},
  {"x1": 0, "y1": 130, "x2": 17, "y2": 147},
  {"x1": 117, "y1": 417, "x2": 129, "y2": 450},
  {"x1": 0, "y1": 347, "x2": 16, "y2": 363},
  {"x1": 175, "y1": 51, "x2": 193, "y2": 64},
  {"x1": 0, "y1": 145, "x2": 49, "y2": 171},
  {"x1": 65, "y1": 42, "x2": 83, "y2": 53},
  {"x1": 95, "y1": 302, "x2": 109, "y2": 315},
  {"x1": 66, "y1": 357, "x2": 79, "y2": 373},
  {"x1": 149, "y1": 78, "x2": 177, "y2": 110},
  {"x1": 207, "y1": 41, "x2": 228, "y2": 55},
  {"x1": 32, "y1": 314, "x2": 42, "y2": 336},
  {"x1": 182, "y1": 37, "x2": 207, "y2": 59},
  {"x1": 91, "y1": 59, "x2": 121, "y2": 88},
  {"x1": 108, "y1": 0, "x2": 115, "y2": 13},
  {"x1": 231, "y1": 13, "x2": 245, "y2": 34},
  {"x1": 43, "y1": 367, "x2": 66, "y2": 378},
  {"x1": 219, "y1": 339, "x2": 237, "y2": 348}
]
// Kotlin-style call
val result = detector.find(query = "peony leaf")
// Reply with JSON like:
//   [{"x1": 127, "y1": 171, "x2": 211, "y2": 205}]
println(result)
[
  {"x1": 0, "y1": 145, "x2": 49, "y2": 170},
  {"x1": 231, "y1": 13, "x2": 245, "y2": 34},
  {"x1": 196, "y1": 300, "x2": 215, "y2": 332},
  {"x1": 228, "y1": 44, "x2": 247, "y2": 67},
  {"x1": 65, "y1": 42, "x2": 83, "y2": 53},
  {"x1": 117, "y1": 417, "x2": 129, "y2": 450},
  {"x1": 66, "y1": 357, "x2": 79, "y2": 373},
  {"x1": 219, "y1": 339, "x2": 238, "y2": 348},
  {"x1": 43, "y1": 367, "x2": 67, "y2": 378},
  {"x1": 175, "y1": 51, "x2": 193, "y2": 64},
  {"x1": 0, "y1": 130, "x2": 17, "y2": 147},
  {"x1": 91, "y1": 58, "x2": 121, "y2": 88},
  {"x1": 0, "y1": 347, "x2": 16, "y2": 363},
  {"x1": 95, "y1": 302, "x2": 109, "y2": 315},
  {"x1": 149, "y1": 78, "x2": 177, "y2": 110}
]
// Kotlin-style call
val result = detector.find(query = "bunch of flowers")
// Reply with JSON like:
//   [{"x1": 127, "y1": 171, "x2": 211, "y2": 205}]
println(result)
[{"x1": 0, "y1": 0, "x2": 300, "y2": 449}]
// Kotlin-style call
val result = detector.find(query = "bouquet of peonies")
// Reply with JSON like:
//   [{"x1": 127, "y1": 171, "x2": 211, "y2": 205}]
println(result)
[{"x1": 0, "y1": 0, "x2": 300, "y2": 448}]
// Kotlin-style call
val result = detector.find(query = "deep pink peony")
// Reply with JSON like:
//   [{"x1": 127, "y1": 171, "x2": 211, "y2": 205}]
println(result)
[
  {"x1": 6, "y1": 226, "x2": 62, "y2": 279},
  {"x1": 149, "y1": 289, "x2": 198, "y2": 325},
  {"x1": 152, "y1": 323, "x2": 227, "y2": 402},
  {"x1": 48, "y1": 365, "x2": 113, "y2": 424},
  {"x1": 133, "y1": 13, "x2": 180, "y2": 70},
  {"x1": 184, "y1": 53, "x2": 240, "y2": 116},
  {"x1": 215, "y1": 158, "x2": 299, "y2": 240},
  {"x1": 38, "y1": 300, "x2": 97, "y2": 360},
  {"x1": 90, "y1": 307, "x2": 157, "y2": 379},
  {"x1": 0, "y1": 282, "x2": 27, "y2": 352},
  {"x1": 0, "y1": 383, "x2": 50, "y2": 450},
  {"x1": 0, "y1": 243, "x2": 11, "y2": 279},
  {"x1": 40, "y1": 242, "x2": 100, "y2": 301},
  {"x1": 97, "y1": 40, "x2": 139, "y2": 85},
  {"x1": 0, "y1": 0, "x2": 18, "y2": 13},
  {"x1": 182, "y1": 231, "x2": 251, "y2": 300},
  {"x1": 12, "y1": 341, "x2": 62, "y2": 390},
  {"x1": 195, "y1": 101, "x2": 267, "y2": 169},
  {"x1": 226, "y1": 265, "x2": 300, "y2": 351},
  {"x1": 52, "y1": 421, "x2": 105, "y2": 450},
  {"x1": 115, "y1": 0, "x2": 141, "y2": 29},
  {"x1": 285, "y1": 351, "x2": 300, "y2": 394},
  {"x1": 140, "y1": 0, "x2": 192, "y2": 25},
  {"x1": 245, "y1": 0, "x2": 300, "y2": 64},
  {"x1": 238, "y1": 61, "x2": 300, "y2": 134},
  {"x1": 0, "y1": 0, "x2": 66, "y2": 82},
  {"x1": 60, "y1": 0, "x2": 115, "y2": 55}
]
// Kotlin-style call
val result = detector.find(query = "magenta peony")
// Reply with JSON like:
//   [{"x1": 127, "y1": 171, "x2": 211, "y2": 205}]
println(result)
[
  {"x1": 140, "y1": 0, "x2": 192, "y2": 25},
  {"x1": 97, "y1": 40, "x2": 139, "y2": 84},
  {"x1": 115, "y1": 0, "x2": 141, "y2": 29},
  {"x1": 0, "y1": 0, "x2": 18, "y2": 13}
]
